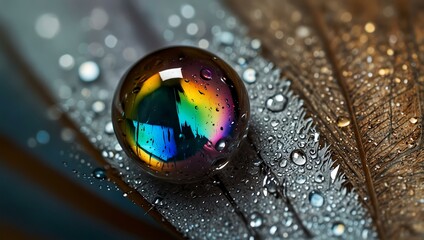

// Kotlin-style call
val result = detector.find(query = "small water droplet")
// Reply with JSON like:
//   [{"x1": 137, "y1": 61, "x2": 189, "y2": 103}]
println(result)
[
  {"x1": 93, "y1": 168, "x2": 106, "y2": 180},
  {"x1": 179, "y1": 133, "x2": 185, "y2": 140},
  {"x1": 269, "y1": 225, "x2": 278, "y2": 235},
  {"x1": 132, "y1": 86, "x2": 141, "y2": 94},
  {"x1": 242, "y1": 68, "x2": 257, "y2": 84},
  {"x1": 296, "y1": 175, "x2": 307, "y2": 184},
  {"x1": 332, "y1": 222, "x2": 345, "y2": 236},
  {"x1": 200, "y1": 68, "x2": 212, "y2": 80},
  {"x1": 249, "y1": 212, "x2": 263, "y2": 228},
  {"x1": 336, "y1": 116, "x2": 350, "y2": 128},
  {"x1": 309, "y1": 190, "x2": 325, "y2": 207},
  {"x1": 266, "y1": 94, "x2": 287, "y2": 112},
  {"x1": 290, "y1": 149, "x2": 307, "y2": 166},
  {"x1": 105, "y1": 122, "x2": 114, "y2": 134},
  {"x1": 92, "y1": 100, "x2": 105, "y2": 113},
  {"x1": 154, "y1": 196, "x2": 163, "y2": 206},
  {"x1": 79, "y1": 61, "x2": 100, "y2": 82},
  {"x1": 218, "y1": 31, "x2": 235, "y2": 45},
  {"x1": 314, "y1": 173, "x2": 325, "y2": 183},
  {"x1": 409, "y1": 117, "x2": 418, "y2": 124},
  {"x1": 36, "y1": 130, "x2": 50, "y2": 144},
  {"x1": 215, "y1": 139, "x2": 226, "y2": 152}
]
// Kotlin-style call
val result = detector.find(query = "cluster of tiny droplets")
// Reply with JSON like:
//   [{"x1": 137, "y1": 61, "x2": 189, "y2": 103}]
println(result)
[{"x1": 30, "y1": 1, "x2": 377, "y2": 239}]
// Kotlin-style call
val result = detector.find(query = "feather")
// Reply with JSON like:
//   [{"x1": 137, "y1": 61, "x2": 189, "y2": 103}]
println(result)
[{"x1": 227, "y1": 0, "x2": 424, "y2": 239}]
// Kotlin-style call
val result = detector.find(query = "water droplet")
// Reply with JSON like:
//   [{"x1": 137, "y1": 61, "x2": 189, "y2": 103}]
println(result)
[
  {"x1": 58, "y1": 54, "x2": 75, "y2": 70},
  {"x1": 309, "y1": 190, "x2": 325, "y2": 207},
  {"x1": 266, "y1": 94, "x2": 287, "y2": 112},
  {"x1": 314, "y1": 173, "x2": 325, "y2": 183},
  {"x1": 250, "y1": 39, "x2": 261, "y2": 49},
  {"x1": 35, "y1": 13, "x2": 60, "y2": 39},
  {"x1": 296, "y1": 175, "x2": 307, "y2": 184},
  {"x1": 104, "y1": 34, "x2": 118, "y2": 48},
  {"x1": 215, "y1": 139, "x2": 226, "y2": 152},
  {"x1": 331, "y1": 222, "x2": 345, "y2": 236},
  {"x1": 242, "y1": 68, "x2": 257, "y2": 84},
  {"x1": 336, "y1": 116, "x2": 350, "y2": 128},
  {"x1": 79, "y1": 61, "x2": 100, "y2": 82},
  {"x1": 410, "y1": 117, "x2": 418, "y2": 124},
  {"x1": 105, "y1": 122, "x2": 114, "y2": 134},
  {"x1": 249, "y1": 212, "x2": 263, "y2": 228},
  {"x1": 279, "y1": 159, "x2": 287, "y2": 168},
  {"x1": 290, "y1": 149, "x2": 307, "y2": 166},
  {"x1": 181, "y1": 4, "x2": 195, "y2": 19},
  {"x1": 200, "y1": 68, "x2": 212, "y2": 80},
  {"x1": 92, "y1": 100, "x2": 105, "y2": 113},
  {"x1": 93, "y1": 168, "x2": 106, "y2": 180},
  {"x1": 36, "y1": 130, "x2": 50, "y2": 144},
  {"x1": 269, "y1": 225, "x2": 278, "y2": 235},
  {"x1": 218, "y1": 31, "x2": 234, "y2": 45}
]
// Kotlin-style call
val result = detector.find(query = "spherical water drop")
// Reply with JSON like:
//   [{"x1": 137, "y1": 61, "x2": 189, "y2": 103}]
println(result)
[
  {"x1": 290, "y1": 149, "x2": 307, "y2": 166},
  {"x1": 332, "y1": 222, "x2": 345, "y2": 236},
  {"x1": 266, "y1": 94, "x2": 287, "y2": 112},
  {"x1": 309, "y1": 190, "x2": 325, "y2": 207},
  {"x1": 36, "y1": 130, "x2": 50, "y2": 144},
  {"x1": 79, "y1": 61, "x2": 100, "y2": 82},
  {"x1": 242, "y1": 68, "x2": 257, "y2": 84}
]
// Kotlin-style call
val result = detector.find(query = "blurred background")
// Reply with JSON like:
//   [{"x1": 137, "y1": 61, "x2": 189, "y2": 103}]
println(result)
[{"x1": 0, "y1": 0, "x2": 202, "y2": 238}]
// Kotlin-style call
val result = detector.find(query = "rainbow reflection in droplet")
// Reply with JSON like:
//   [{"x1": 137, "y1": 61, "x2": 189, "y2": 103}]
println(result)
[{"x1": 112, "y1": 46, "x2": 249, "y2": 182}]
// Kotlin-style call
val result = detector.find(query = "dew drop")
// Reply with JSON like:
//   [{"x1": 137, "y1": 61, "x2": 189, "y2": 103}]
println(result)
[
  {"x1": 58, "y1": 54, "x2": 75, "y2": 70},
  {"x1": 242, "y1": 68, "x2": 257, "y2": 84},
  {"x1": 249, "y1": 212, "x2": 263, "y2": 228},
  {"x1": 36, "y1": 130, "x2": 50, "y2": 144},
  {"x1": 309, "y1": 190, "x2": 325, "y2": 207},
  {"x1": 218, "y1": 31, "x2": 235, "y2": 45},
  {"x1": 92, "y1": 100, "x2": 105, "y2": 113},
  {"x1": 266, "y1": 94, "x2": 287, "y2": 112},
  {"x1": 269, "y1": 225, "x2": 278, "y2": 235},
  {"x1": 35, "y1": 13, "x2": 60, "y2": 39},
  {"x1": 336, "y1": 116, "x2": 350, "y2": 128},
  {"x1": 79, "y1": 61, "x2": 100, "y2": 82},
  {"x1": 331, "y1": 222, "x2": 345, "y2": 236},
  {"x1": 290, "y1": 149, "x2": 307, "y2": 166},
  {"x1": 296, "y1": 175, "x2": 307, "y2": 184},
  {"x1": 200, "y1": 68, "x2": 212, "y2": 80},
  {"x1": 314, "y1": 173, "x2": 325, "y2": 183},
  {"x1": 104, "y1": 122, "x2": 114, "y2": 134},
  {"x1": 93, "y1": 168, "x2": 107, "y2": 180},
  {"x1": 215, "y1": 139, "x2": 226, "y2": 152},
  {"x1": 409, "y1": 117, "x2": 418, "y2": 124}
]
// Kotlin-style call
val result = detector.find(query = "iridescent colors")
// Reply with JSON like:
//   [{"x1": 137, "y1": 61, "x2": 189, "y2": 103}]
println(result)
[{"x1": 112, "y1": 46, "x2": 249, "y2": 182}]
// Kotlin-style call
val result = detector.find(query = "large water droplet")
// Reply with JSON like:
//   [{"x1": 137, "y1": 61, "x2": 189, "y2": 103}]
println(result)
[
  {"x1": 331, "y1": 222, "x2": 345, "y2": 236},
  {"x1": 242, "y1": 68, "x2": 257, "y2": 84},
  {"x1": 290, "y1": 149, "x2": 307, "y2": 166},
  {"x1": 266, "y1": 94, "x2": 287, "y2": 112},
  {"x1": 309, "y1": 190, "x2": 325, "y2": 207},
  {"x1": 249, "y1": 212, "x2": 263, "y2": 228}
]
